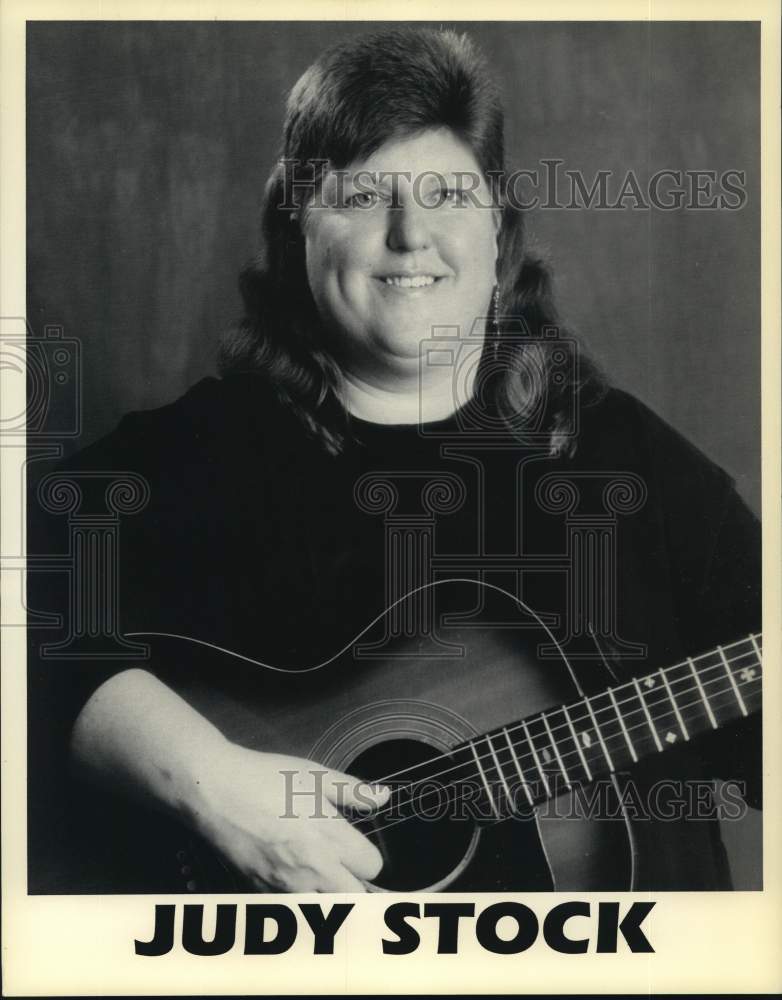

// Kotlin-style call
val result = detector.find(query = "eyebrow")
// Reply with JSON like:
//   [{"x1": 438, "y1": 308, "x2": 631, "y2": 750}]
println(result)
[
  {"x1": 344, "y1": 170, "x2": 410, "y2": 192},
  {"x1": 343, "y1": 170, "x2": 483, "y2": 199}
]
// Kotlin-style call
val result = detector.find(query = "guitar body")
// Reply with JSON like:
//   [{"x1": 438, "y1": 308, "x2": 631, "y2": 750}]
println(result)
[{"x1": 146, "y1": 580, "x2": 634, "y2": 893}]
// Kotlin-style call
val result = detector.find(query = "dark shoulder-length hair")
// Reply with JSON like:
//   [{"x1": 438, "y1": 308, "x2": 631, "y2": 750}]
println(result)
[{"x1": 219, "y1": 27, "x2": 603, "y2": 454}]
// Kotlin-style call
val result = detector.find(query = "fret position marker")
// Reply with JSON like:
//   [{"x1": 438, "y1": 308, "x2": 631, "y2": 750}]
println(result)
[
  {"x1": 643, "y1": 677, "x2": 656, "y2": 688},
  {"x1": 718, "y1": 646, "x2": 748, "y2": 717},
  {"x1": 541, "y1": 712, "x2": 572, "y2": 789},
  {"x1": 521, "y1": 720, "x2": 551, "y2": 797},
  {"x1": 659, "y1": 669, "x2": 689, "y2": 741},
  {"x1": 740, "y1": 667, "x2": 757, "y2": 682},
  {"x1": 665, "y1": 732, "x2": 678, "y2": 744},
  {"x1": 633, "y1": 677, "x2": 663, "y2": 752},
  {"x1": 563, "y1": 706, "x2": 593, "y2": 781},
  {"x1": 502, "y1": 727, "x2": 534, "y2": 807}
]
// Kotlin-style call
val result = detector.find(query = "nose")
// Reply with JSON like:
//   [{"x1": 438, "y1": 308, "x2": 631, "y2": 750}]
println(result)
[{"x1": 386, "y1": 200, "x2": 432, "y2": 253}]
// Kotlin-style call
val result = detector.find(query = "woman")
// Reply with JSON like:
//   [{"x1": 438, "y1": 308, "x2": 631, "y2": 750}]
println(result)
[{"x1": 30, "y1": 27, "x2": 761, "y2": 893}]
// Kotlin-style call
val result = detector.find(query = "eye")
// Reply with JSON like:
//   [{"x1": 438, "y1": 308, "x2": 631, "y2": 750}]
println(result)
[
  {"x1": 421, "y1": 186, "x2": 470, "y2": 208},
  {"x1": 440, "y1": 187, "x2": 470, "y2": 207},
  {"x1": 346, "y1": 191, "x2": 381, "y2": 209}
]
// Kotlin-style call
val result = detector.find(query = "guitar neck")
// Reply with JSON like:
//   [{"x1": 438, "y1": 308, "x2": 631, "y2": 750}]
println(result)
[{"x1": 461, "y1": 634, "x2": 763, "y2": 815}]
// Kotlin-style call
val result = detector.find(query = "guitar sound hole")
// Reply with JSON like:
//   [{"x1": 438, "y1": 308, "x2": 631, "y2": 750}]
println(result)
[{"x1": 347, "y1": 738, "x2": 478, "y2": 892}]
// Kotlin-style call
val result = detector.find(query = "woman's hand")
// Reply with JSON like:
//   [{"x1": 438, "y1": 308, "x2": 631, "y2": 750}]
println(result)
[
  {"x1": 71, "y1": 670, "x2": 389, "y2": 893},
  {"x1": 189, "y1": 742, "x2": 389, "y2": 892}
]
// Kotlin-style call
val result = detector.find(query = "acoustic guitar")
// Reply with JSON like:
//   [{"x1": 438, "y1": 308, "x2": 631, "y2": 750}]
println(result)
[{"x1": 119, "y1": 579, "x2": 761, "y2": 894}]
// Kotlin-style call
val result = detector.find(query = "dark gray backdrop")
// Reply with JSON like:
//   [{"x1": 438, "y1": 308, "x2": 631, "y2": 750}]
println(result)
[
  {"x1": 26, "y1": 19, "x2": 761, "y2": 888},
  {"x1": 27, "y1": 20, "x2": 760, "y2": 513}
]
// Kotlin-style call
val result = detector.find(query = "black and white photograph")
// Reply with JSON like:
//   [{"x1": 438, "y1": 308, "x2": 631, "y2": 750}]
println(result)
[{"x1": 3, "y1": 4, "x2": 781, "y2": 995}]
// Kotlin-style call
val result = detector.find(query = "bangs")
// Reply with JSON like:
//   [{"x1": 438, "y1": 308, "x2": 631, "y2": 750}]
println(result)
[{"x1": 283, "y1": 28, "x2": 504, "y2": 179}]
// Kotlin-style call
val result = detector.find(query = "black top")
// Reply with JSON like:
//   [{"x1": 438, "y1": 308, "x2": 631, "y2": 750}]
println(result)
[{"x1": 27, "y1": 374, "x2": 762, "y2": 892}]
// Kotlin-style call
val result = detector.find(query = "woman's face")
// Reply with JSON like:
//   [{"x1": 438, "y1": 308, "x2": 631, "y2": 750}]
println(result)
[{"x1": 302, "y1": 128, "x2": 499, "y2": 381}]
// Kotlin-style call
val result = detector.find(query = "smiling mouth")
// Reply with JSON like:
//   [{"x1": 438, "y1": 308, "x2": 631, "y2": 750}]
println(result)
[{"x1": 378, "y1": 275, "x2": 444, "y2": 289}]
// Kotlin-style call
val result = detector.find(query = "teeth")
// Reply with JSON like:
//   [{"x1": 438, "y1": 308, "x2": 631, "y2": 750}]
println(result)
[{"x1": 385, "y1": 275, "x2": 436, "y2": 288}]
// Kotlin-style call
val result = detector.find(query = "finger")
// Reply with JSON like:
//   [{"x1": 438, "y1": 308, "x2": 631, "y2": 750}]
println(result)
[
  {"x1": 310, "y1": 862, "x2": 371, "y2": 893},
  {"x1": 280, "y1": 757, "x2": 389, "y2": 813},
  {"x1": 322, "y1": 767, "x2": 391, "y2": 813},
  {"x1": 306, "y1": 790, "x2": 384, "y2": 881},
  {"x1": 328, "y1": 816, "x2": 385, "y2": 882},
  {"x1": 257, "y1": 839, "x2": 369, "y2": 893}
]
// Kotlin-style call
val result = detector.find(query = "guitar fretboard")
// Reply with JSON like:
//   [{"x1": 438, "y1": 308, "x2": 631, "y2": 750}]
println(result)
[{"x1": 456, "y1": 633, "x2": 762, "y2": 817}]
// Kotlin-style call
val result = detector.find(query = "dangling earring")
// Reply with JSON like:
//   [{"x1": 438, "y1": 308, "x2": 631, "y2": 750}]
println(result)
[{"x1": 490, "y1": 284, "x2": 501, "y2": 358}]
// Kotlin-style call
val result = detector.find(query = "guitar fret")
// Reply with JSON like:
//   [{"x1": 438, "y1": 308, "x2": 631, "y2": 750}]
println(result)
[
  {"x1": 659, "y1": 668, "x2": 689, "y2": 741},
  {"x1": 738, "y1": 673, "x2": 762, "y2": 715},
  {"x1": 484, "y1": 733, "x2": 514, "y2": 812},
  {"x1": 608, "y1": 688, "x2": 638, "y2": 762},
  {"x1": 632, "y1": 677, "x2": 663, "y2": 752},
  {"x1": 562, "y1": 704, "x2": 593, "y2": 780},
  {"x1": 502, "y1": 727, "x2": 534, "y2": 807},
  {"x1": 469, "y1": 740, "x2": 500, "y2": 819},
  {"x1": 339, "y1": 630, "x2": 764, "y2": 866},
  {"x1": 582, "y1": 696, "x2": 614, "y2": 772},
  {"x1": 718, "y1": 645, "x2": 748, "y2": 716},
  {"x1": 541, "y1": 712, "x2": 571, "y2": 788},
  {"x1": 459, "y1": 633, "x2": 762, "y2": 826},
  {"x1": 688, "y1": 657, "x2": 718, "y2": 729},
  {"x1": 521, "y1": 720, "x2": 551, "y2": 797}
]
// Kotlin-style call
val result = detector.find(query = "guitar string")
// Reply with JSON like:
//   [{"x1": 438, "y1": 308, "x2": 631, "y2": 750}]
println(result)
[
  {"x1": 128, "y1": 614, "x2": 758, "y2": 789},
  {"x1": 400, "y1": 636, "x2": 759, "y2": 792},
  {"x1": 358, "y1": 662, "x2": 761, "y2": 807},
  {"x1": 345, "y1": 643, "x2": 761, "y2": 794},
  {"x1": 348, "y1": 649, "x2": 762, "y2": 821},
  {"x1": 352, "y1": 668, "x2": 761, "y2": 824},
  {"x1": 124, "y1": 590, "x2": 763, "y2": 868},
  {"x1": 129, "y1": 611, "x2": 760, "y2": 816},
  {"x1": 353, "y1": 681, "x2": 762, "y2": 839},
  {"x1": 347, "y1": 666, "x2": 760, "y2": 831},
  {"x1": 343, "y1": 639, "x2": 762, "y2": 799},
  {"x1": 127, "y1": 608, "x2": 761, "y2": 846},
  {"x1": 351, "y1": 677, "x2": 760, "y2": 837},
  {"x1": 549, "y1": 647, "x2": 760, "y2": 749}
]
